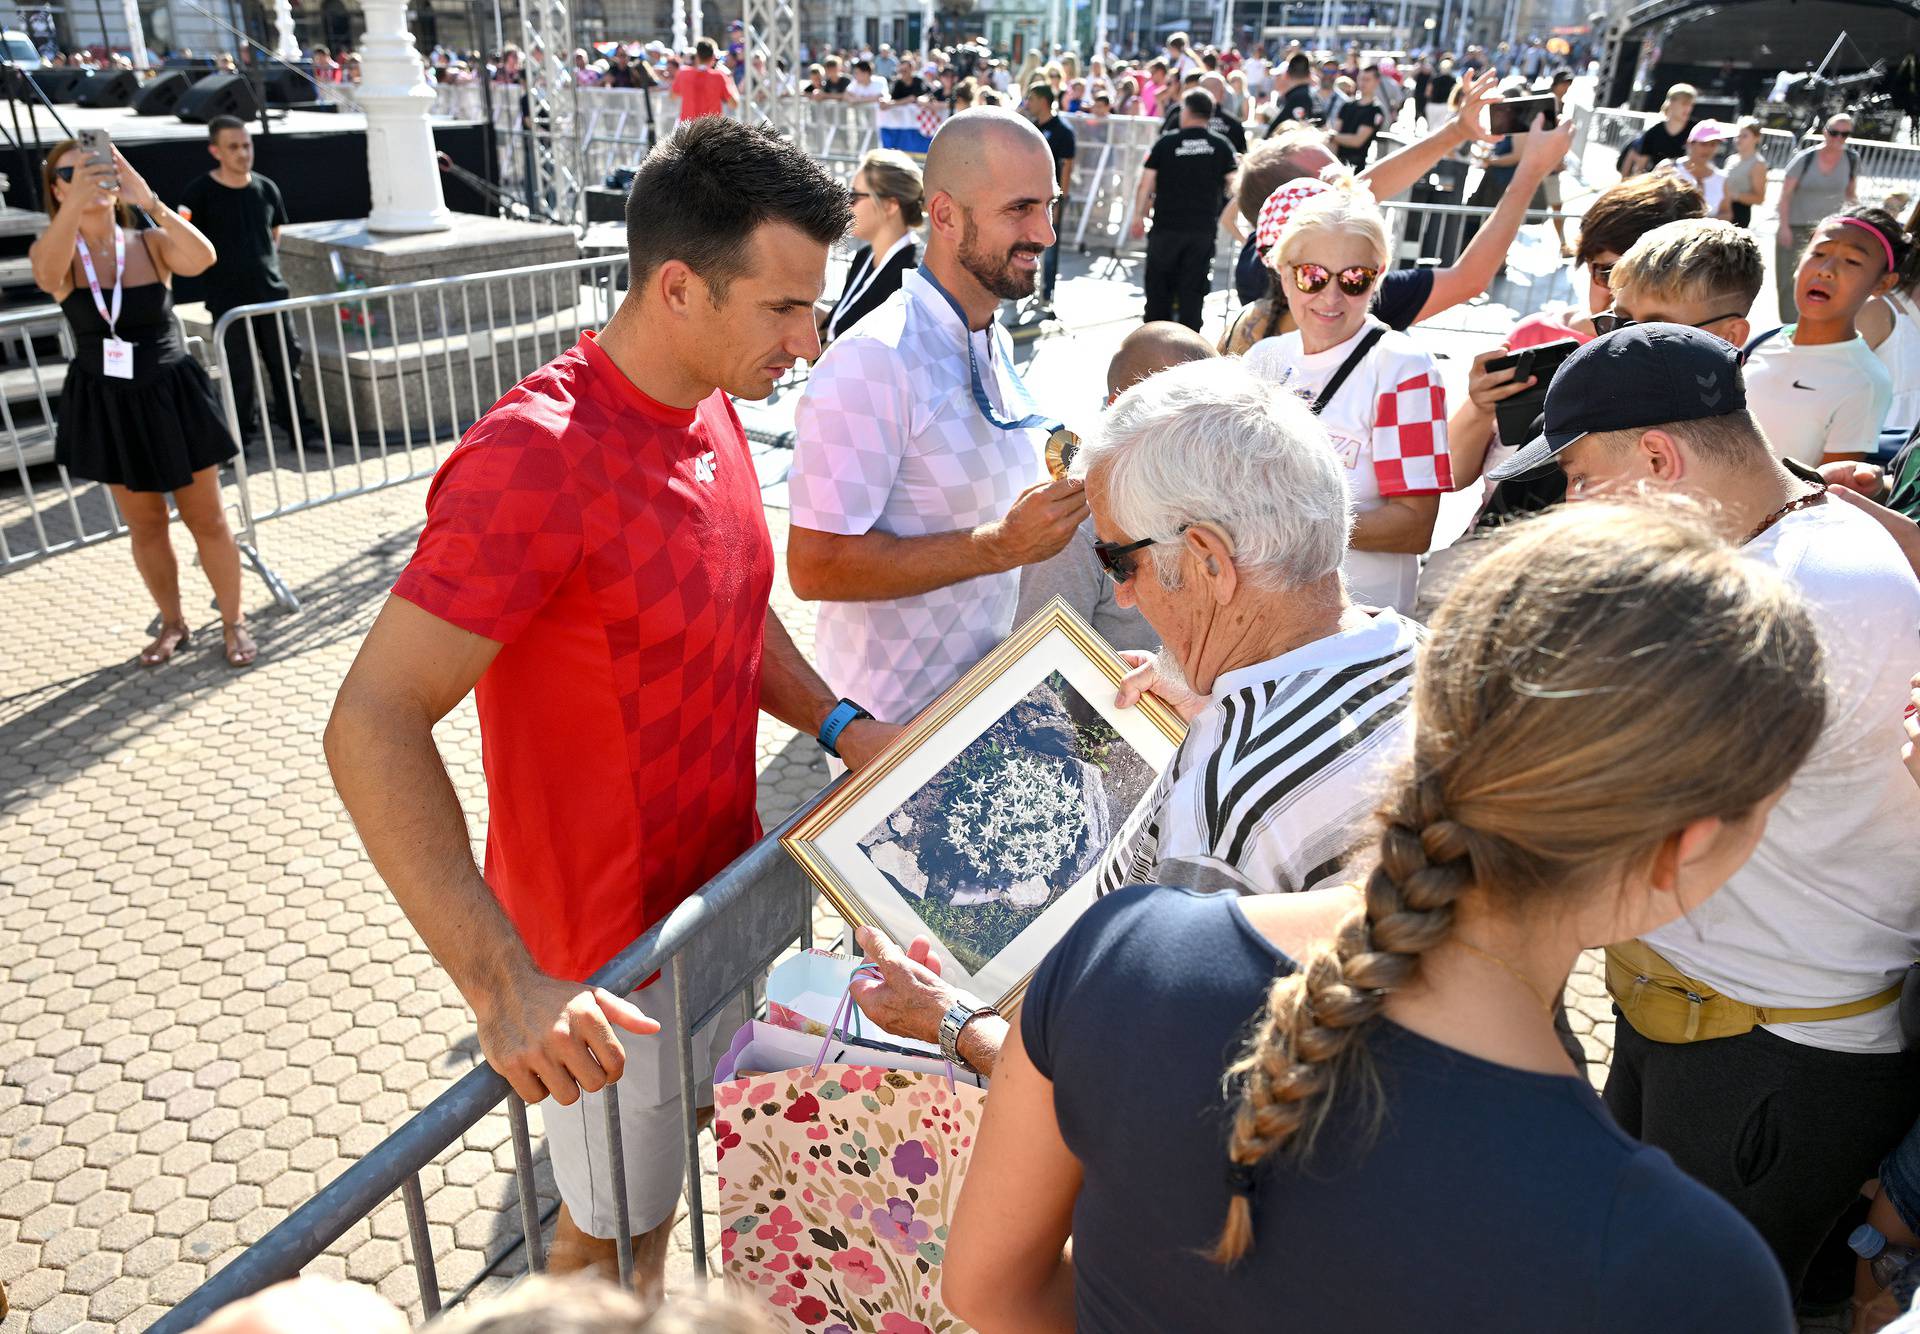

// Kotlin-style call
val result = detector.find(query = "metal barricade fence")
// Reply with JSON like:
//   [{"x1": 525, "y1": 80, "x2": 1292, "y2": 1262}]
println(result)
[
  {"x1": 1581, "y1": 104, "x2": 1920, "y2": 198},
  {"x1": 0, "y1": 304, "x2": 295, "y2": 608},
  {"x1": 208, "y1": 253, "x2": 630, "y2": 612},
  {"x1": 144, "y1": 793, "x2": 827, "y2": 1332},
  {"x1": 1377, "y1": 196, "x2": 1594, "y2": 334}
]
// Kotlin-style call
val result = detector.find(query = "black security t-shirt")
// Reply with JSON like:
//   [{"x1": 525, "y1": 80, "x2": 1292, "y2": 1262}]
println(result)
[
  {"x1": 1035, "y1": 114, "x2": 1077, "y2": 169},
  {"x1": 1022, "y1": 885, "x2": 1797, "y2": 1334},
  {"x1": 178, "y1": 172, "x2": 291, "y2": 314},
  {"x1": 1160, "y1": 104, "x2": 1248, "y2": 154},
  {"x1": 1271, "y1": 82, "x2": 1317, "y2": 131},
  {"x1": 1144, "y1": 127, "x2": 1237, "y2": 233},
  {"x1": 1428, "y1": 70, "x2": 1457, "y2": 105},
  {"x1": 1335, "y1": 98, "x2": 1386, "y2": 167}
]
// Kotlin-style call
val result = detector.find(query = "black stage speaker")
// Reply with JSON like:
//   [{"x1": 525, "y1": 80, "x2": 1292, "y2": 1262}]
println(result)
[
  {"x1": 75, "y1": 69, "x2": 139, "y2": 107},
  {"x1": 175, "y1": 72, "x2": 258, "y2": 123},
  {"x1": 260, "y1": 65, "x2": 318, "y2": 105},
  {"x1": 132, "y1": 69, "x2": 190, "y2": 115},
  {"x1": 28, "y1": 67, "x2": 94, "y2": 102}
]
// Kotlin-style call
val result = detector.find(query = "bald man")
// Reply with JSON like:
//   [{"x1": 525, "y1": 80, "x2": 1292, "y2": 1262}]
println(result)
[{"x1": 787, "y1": 111, "x2": 1091, "y2": 727}]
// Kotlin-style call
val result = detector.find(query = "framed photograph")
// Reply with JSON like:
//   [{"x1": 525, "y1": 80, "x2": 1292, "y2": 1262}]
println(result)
[{"x1": 783, "y1": 599, "x2": 1186, "y2": 1010}]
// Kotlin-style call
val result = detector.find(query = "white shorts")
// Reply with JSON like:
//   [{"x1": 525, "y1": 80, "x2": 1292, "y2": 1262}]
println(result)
[{"x1": 539, "y1": 965, "x2": 752, "y2": 1239}]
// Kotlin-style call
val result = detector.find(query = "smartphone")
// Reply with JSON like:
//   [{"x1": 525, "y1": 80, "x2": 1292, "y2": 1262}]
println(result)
[
  {"x1": 75, "y1": 128, "x2": 117, "y2": 192},
  {"x1": 1487, "y1": 94, "x2": 1558, "y2": 137},
  {"x1": 1484, "y1": 339, "x2": 1579, "y2": 446}
]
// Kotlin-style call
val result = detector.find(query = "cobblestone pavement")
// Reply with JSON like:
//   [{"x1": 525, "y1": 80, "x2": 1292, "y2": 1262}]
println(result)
[{"x1": 0, "y1": 234, "x2": 1628, "y2": 1332}]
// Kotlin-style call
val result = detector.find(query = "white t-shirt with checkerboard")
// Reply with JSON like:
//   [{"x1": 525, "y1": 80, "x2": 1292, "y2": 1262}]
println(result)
[
  {"x1": 790, "y1": 268, "x2": 1047, "y2": 724},
  {"x1": 1243, "y1": 317, "x2": 1452, "y2": 613}
]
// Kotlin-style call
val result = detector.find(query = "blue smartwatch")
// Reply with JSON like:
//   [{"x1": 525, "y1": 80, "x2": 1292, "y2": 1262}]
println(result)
[{"x1": 816, "y1": 698, "x2": 873, "y2": 758}]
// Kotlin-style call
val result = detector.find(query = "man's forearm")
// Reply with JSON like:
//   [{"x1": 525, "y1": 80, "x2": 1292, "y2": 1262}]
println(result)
[
  {"x1": 758, "y1": 609, "x2": 839, "y2": 737},
  {"x1": 1361, "y1": 122, "x2": 1464, "y2": 200},
  {"x1": 1417, "y1": 157, "x2": 1552, "y2": 322},
  {"x1": 789, "y1": 525, "x2": 1006, "y2": 602},
  {"x1": 325, "y1": 701, "x2": 532, "y2": 1009}
]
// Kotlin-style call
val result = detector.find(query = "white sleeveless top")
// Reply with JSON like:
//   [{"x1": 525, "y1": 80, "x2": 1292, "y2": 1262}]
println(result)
[{"x1": 1874, "y1": 290, "x2": 1920, "y2": 436}]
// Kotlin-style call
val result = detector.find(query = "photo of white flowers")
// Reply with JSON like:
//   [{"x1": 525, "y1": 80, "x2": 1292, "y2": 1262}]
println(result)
[{"x1": 855, "y1": 671, "x2": 1157, "y2": 974}]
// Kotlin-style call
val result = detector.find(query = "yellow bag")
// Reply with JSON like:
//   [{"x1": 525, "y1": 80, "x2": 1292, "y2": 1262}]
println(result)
[{"x1": 1605, "y1": 938, "x2": 1904, "y2": 1044}]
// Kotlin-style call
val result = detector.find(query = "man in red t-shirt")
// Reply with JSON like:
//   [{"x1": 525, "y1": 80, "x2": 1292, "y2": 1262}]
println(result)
[
  {"x1": 670, "y1": 36, "x2": 736, "y2": 121},
  {"x1": 326, "y1": 118, "x2": 895, "y2": 1296}
]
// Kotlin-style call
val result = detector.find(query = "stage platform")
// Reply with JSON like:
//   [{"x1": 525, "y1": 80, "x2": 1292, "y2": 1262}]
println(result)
[{"x1": 0, "y1": 101, "x2": 496, "y2": 226}]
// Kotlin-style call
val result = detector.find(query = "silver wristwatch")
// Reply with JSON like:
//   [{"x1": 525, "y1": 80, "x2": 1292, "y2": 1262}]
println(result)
[{"x1": 938, "y1": 1000, "x2": 998, "y2": 1073}]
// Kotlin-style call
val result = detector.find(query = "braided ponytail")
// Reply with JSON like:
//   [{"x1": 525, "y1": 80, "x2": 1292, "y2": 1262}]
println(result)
[
  {"x1": 1212, "y1": 776, "x2": 1477, "y2": 1264},
  {"x1": 1208, "y1": 498, "x2": 1828, "y2": 1268}
]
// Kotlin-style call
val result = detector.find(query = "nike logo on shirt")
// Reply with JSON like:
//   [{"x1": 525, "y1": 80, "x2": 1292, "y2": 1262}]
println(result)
[{"x1": 1792, "y1": 380, "x2": 1816, "y2": 390}]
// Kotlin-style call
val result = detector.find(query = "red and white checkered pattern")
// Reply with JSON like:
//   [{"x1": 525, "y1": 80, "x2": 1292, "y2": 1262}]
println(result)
[
  {"x1": 916, "y1": 103, "x2": 947, "y2": 138},
  {"x1": 1371, "y1": 371, "x2": 1451, "y2": 494}
]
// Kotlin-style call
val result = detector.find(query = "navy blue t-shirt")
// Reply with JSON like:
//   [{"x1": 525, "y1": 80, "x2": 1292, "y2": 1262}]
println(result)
[
  {"x1": 1234, "y1": 235, "x2": 1434, "y2": 326},
  {"x1": 1021, "y1": 885, "x2": 1794, "y2": 1334}
]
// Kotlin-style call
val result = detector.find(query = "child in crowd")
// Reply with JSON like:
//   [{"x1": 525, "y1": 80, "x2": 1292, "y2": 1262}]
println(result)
[{"x1": 1744, "y1": 206, "x2": 1904, "y2": 465}]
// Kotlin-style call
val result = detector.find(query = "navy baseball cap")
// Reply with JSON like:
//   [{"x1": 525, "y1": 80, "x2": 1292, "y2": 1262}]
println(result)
[{"x1": 1488, "y1": 324, "x2": 1747, "y2": 481}]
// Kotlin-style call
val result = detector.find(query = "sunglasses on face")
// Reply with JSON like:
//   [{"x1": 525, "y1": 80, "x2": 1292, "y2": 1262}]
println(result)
[
  {"x1": 55, "y1": 165, "x2": 75, "y2": 181},
  {"x1": 1827, "y1": 128, "x2": 1852, "y2": 138},
  {"x1": 1092, "y1": 534, "x2": 1156, "y2": 584},
  {"x1": 1588, "y1": 260, "x2": 1616, "y2": 284},
  {"x1": 1291, "y1": 262, "x2": 1380, "y2": 297},
  {"x1": 1591, "y1": 310, "x2": 1747, "y2": 335}
]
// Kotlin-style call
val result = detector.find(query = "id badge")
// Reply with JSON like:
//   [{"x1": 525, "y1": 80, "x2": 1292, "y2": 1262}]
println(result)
[{"x1": 102, "y1": 337, "x2": 133, "y2": 380}]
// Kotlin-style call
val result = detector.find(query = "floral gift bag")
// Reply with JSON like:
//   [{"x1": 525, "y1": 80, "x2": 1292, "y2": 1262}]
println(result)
[{"x1": 715, "y1": 1064, "x2": 985, "y2": 1333}]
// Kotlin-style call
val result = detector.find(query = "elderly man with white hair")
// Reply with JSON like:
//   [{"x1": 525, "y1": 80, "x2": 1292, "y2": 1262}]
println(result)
[{"x1": 845, "y1": 356, "x2": 1419, "y2": 1077}]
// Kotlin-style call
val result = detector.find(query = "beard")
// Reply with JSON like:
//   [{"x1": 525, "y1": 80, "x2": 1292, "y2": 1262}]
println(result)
[
  {"x1": 1153, "y1": 644, "x2": 1194, "y2": 699},
  {"x1": 959, "y1": 209, "x2": 1044, "y2": 300}
]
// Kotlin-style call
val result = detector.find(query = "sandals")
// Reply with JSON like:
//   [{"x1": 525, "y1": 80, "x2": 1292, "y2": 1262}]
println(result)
[
  {"x1": 222, "y1": 621, "x2": 258, "y2": 669},
  {"x1": 139, "y1": 620, "x2": 191, "y2": 667}
]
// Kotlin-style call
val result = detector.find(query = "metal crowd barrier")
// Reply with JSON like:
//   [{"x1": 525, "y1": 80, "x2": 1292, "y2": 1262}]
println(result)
[
  {"x1": 206, "y1": 253, "x2": 630, "y2": 611},
  {"x1": 1378, "y1": 194, "x2": 1597, "y2": 334},
  {"x1": 1583, "y1": 104, "x2": 1920, "y2": 199},
  {"x1": 147, "y1": 793, "x2": 826, "y2": 1332},
  {"x1": 0, "y1": 304, "x2": 291, "y2": 605}
]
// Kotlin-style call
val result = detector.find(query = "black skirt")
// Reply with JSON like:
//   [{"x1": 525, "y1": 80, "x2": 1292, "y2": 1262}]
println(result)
[{"x1": 54, "y1": 355, "x2": 239, "y2": 493}]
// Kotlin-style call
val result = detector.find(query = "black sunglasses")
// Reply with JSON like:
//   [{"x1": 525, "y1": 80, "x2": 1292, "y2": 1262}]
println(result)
[
  {"x1": 1092, "y1": 534, "x2": 1156, "y2": 584},
  {"x1": 55, "y1": 165, "x2": 75, "y2": 182},
  {"x1": 1827, "y1": 128, "x2": 1852, "y2": 138},
  {"x1": 1592, "y1": 310, "x2": 1748, "y2": 335},
  {"x1": 1588, "y1": 260, "x2": 1616, "y2": 284}
]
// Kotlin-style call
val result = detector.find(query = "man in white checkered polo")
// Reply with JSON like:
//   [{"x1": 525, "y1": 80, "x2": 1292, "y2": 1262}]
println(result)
[{"x1": 788, "y1": 111, "x2": 1090, "y2": 724}]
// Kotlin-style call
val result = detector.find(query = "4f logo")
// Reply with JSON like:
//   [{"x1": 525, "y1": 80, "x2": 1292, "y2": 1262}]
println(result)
[{"x1": 692, "y1": 450, "x2": 717, "y2": 483}]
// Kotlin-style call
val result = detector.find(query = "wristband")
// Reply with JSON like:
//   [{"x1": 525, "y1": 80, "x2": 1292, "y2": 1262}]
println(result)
[{"x1": 816, "y1": 698, "x2": 872, "y2": 758}]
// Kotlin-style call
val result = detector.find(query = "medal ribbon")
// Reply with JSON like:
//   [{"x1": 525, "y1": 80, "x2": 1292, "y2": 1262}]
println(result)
[
  {"x1": 916, "y1": 266, "x2": 1061, "y2": 435},
  {"x1": 76, "y1": 225, "x2": 124, "y2": 342}
]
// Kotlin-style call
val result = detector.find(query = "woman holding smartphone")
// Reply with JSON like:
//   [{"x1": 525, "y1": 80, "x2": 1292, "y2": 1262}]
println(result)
[{"x1": 30, "y1": 137, "x2": 254, "y2": 668}]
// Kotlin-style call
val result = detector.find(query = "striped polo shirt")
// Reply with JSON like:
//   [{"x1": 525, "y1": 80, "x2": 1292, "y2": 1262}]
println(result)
[{"x1": 1094, "y1": 609, "x2": 1419, "y2": 897}]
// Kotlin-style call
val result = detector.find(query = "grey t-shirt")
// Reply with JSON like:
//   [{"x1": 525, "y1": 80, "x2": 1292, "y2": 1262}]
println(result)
[
  {"x1": 1783, "y1": 146, "x2": 1855, "y2": 226},
  {"x1": 1015, "y1": 518, "x2": 1154, "y2": 651}
]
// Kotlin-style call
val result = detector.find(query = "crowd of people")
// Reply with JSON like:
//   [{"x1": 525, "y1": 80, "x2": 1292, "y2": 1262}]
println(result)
[
  {"x1": 22, "y1": 14, "x2": 1885, "y2": 1333},
  {"x1": 289, "y1": 37, "x2": 1920, "y2": 1323}
]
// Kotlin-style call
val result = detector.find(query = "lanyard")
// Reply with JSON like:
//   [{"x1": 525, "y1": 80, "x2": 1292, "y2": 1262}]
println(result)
[
  {"x1": 829, "y1": 234, "x2": 908, "y2": 340},
  {"x1": 915, "y1": 267, "x2": 1061, "y2": 435},
  {"x1": 76, "y1": 226, "x2": 124, "y2": 341}
]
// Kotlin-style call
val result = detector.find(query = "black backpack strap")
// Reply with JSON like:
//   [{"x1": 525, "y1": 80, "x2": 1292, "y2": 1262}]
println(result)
[{"x1": 1312, "y1": 326, "x2": 1388, "y2": 415}]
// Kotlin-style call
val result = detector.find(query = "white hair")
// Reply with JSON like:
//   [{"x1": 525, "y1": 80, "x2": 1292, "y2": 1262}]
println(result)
[{"x1": 1077, "y1": 357, "x2": 1352, "y2": 590}]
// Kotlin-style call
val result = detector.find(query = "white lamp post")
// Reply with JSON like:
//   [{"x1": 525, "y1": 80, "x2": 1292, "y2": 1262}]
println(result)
[
  {"x1": 673, "y1": 0, "x2": 688, "y2": 50},
  {"x1": 357, "y1": 0, "x2": 453, "y2": 232}
]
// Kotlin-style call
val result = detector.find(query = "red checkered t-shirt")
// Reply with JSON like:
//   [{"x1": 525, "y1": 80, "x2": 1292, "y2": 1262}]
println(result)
[{"x1": 393, "y1": 332, "x2": 774, "y2": 980}]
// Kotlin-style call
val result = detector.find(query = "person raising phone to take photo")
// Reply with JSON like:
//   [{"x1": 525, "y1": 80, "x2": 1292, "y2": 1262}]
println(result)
[{"x1": 29, "y1": 136, "x2": 254, "y2": 668}]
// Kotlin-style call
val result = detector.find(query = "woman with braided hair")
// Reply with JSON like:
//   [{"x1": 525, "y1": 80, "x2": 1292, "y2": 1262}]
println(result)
[{"x1": 944, "y1": 501, "x2": 1827, "y2": 1334}]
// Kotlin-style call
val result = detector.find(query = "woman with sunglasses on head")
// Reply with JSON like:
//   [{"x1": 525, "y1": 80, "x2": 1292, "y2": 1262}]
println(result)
[
  {"x1": 28, "y1": 138, "x2": 254, "y2": 668},
  {"x1": 945, "y1": 500, "x2": 1823, "y2": 1334},
  {"x1": 817, "y1": 149, "x2": 922, "y2": 345},
  {"x1": 1243, "y1": 171, "x2": 1450, "y2": 615},
  {"x1": 1776, "y1": 114, "x2": 1860, "y2": 322}
]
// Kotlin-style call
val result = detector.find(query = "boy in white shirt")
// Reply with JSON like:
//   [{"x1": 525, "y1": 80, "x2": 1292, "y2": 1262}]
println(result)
[{"x1": 1743, "y1": 206, "x2": 1903, "y2": 464}]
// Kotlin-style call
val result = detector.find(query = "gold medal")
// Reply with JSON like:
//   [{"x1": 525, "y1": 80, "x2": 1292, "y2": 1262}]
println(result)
[{"x1": 1045, "y1": 428, "x2": 1080, "y2": 481}]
